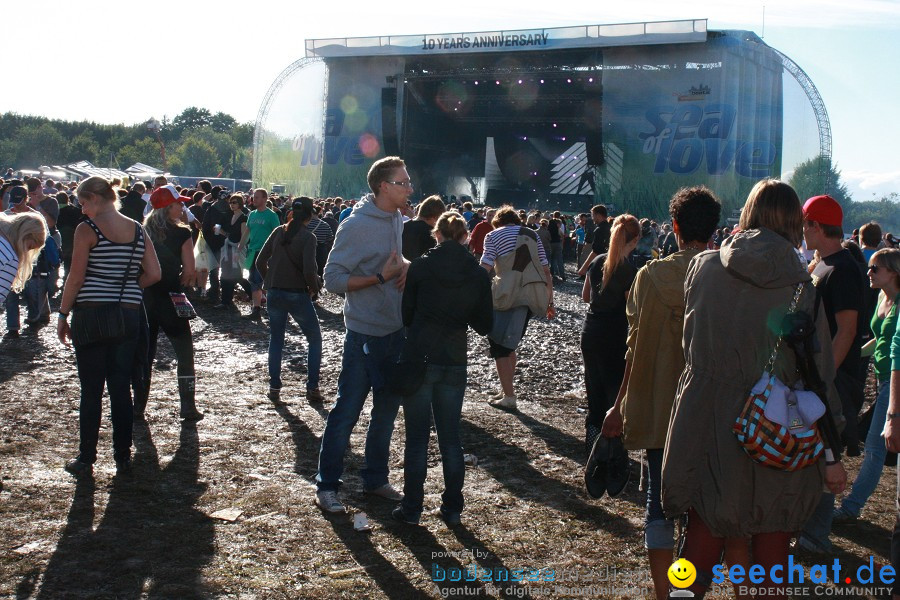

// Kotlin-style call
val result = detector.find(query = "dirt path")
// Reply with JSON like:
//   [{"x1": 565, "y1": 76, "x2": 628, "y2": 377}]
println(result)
[{"x1": 0, "y1": 273, "x2": 895, "y2": 599}]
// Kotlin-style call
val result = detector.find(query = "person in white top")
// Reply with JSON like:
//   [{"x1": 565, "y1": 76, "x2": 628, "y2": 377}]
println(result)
[{"x1": 0, "y1": 211, "x2": 48, "y2": 308}]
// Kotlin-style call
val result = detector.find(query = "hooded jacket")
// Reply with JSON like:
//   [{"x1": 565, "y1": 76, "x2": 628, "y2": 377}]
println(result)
[
  {"x1": 202, "y1": 198, "x2": 230, "y2": 252},
  {"x1": 620, "y1": 248, "x2": 703, "y2": 450},
  {"x1": 323, "y1": 195, "x2": 404, "y2": 337},
  {"x1": 120, "y1": 190, "x2": 147, "y2": 224},
  {"x1": 402, "y1": 240, "x2": 493, "y2": 365},
  {"x1": 662, "y1": 228, "x2": 841, "y2": 537}
]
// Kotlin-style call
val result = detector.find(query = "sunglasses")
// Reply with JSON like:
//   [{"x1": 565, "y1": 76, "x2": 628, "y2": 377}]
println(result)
[{"x1": 867, "y1": 265, "x2": 880, "y2": 273}]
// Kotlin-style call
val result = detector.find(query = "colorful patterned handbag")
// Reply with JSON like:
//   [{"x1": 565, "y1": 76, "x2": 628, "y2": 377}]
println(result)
[{"x1": 732, "y1": 283, "x2": 824, "y2": 471}]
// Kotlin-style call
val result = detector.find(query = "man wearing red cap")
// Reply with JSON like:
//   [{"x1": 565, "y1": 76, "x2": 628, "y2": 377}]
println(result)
[{"x1": 797, "y1": 193, "x2": 867, "y2": 553}]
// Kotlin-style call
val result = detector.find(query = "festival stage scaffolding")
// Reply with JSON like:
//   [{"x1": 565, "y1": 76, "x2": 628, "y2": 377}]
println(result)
[{"x1": 253, "y1": 19, "x2": 829, "y2": 219}]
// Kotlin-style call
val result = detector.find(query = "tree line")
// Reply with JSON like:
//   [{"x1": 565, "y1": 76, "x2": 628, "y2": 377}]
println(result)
[
  {"x1": 1, "y1": 110, "x2": 896, "y2": 233},
  {"x1": 788, "y1": 155, "x2": 899, "y2": 234},
  {"x1": 0, "y1": 107, "x2": 254, "y2": 179}
]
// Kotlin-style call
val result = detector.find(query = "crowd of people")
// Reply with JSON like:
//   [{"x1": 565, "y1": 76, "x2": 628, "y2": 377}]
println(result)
[{"x1": 3, "y1": 158, "x2": 900, "y2": 599}]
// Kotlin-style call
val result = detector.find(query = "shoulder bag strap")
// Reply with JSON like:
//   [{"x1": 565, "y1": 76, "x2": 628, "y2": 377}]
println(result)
[
  {"x1": 117, "y1": 223, "x2": 141, "y2": 302},
  {"x1": 763, "y1": 282, "x2": 805, "y2": 374}
]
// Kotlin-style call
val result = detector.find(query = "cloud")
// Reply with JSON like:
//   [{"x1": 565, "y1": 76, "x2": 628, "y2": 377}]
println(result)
[{"x1": 843, "y1": 169, "x2": 900, "y2": 200}]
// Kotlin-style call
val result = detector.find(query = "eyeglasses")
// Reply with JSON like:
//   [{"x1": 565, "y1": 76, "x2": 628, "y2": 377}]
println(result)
[
  {"x1": 386, "y1": 180, "x2": 413, "y2": 188},
  {"x1": 868, "y1": 264, "x2": 880, "y2": 273}
]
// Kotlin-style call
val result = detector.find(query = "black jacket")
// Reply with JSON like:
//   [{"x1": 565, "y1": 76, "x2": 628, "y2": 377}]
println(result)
[
  {"x1": 402, "y1": 240, "x2": 493, "y2": 366},
  {"x1": 120, "y1": 190, "x2": 146, "y2": 224},
  {"x1": 202, "y1": 199, "x2": 230, "y2": 252}
]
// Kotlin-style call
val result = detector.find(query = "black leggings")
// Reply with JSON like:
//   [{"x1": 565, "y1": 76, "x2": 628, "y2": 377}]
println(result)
[
  {"x1": 581, "y1": 313, "x2": 627, "y2": 428},
  {"x1": 145, "y1": 291, "x2": 194, "y2": 378}
]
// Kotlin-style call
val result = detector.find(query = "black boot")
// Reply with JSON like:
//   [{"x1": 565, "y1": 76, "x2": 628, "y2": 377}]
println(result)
[{"x1": 178, "y1": 376, "x2": 203, "y2": 422}]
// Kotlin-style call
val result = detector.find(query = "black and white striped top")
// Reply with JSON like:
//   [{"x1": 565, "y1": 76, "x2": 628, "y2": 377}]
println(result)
[
  {"x1": 307, "y1": 217, "x2": 334, "y2": 245},
  {"x1": 481, "y1": 225, "x2": 549, "y2": 268},
  {"x1": 76, "y1": 219, "x2": 145, "y2": 305},
  {"x1": 0, "y1": 235, "x2": 18, "y2": 305}
]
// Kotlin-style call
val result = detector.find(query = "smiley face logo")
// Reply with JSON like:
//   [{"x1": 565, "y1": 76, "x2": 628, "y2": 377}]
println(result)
[{"x1": 667, "y1": 558, "x2": 697, "y2": 589}]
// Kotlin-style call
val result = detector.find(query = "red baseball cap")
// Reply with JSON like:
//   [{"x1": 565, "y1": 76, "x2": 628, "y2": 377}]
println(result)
[
  {"x1": 802, "y1": 195, "x2": 842, "y2": 227},
  {"x1": 149, "y1": 185, "x2": 189, "y2": 210}
]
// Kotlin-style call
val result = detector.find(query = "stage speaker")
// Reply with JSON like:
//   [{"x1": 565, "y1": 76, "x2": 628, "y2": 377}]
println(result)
[
  {"x1": 381, "y1": 88, "x2": 399, "y2": 156},
  {"x1": 585, "y1": 130, "x2": 604, "y2": 166}
]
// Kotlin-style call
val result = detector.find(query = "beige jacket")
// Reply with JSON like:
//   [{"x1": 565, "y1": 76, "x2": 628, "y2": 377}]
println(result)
[
  {"x1": 662, "y1": 228, "x2": 840, "y2": 537},
  {"x1": 621, "y1": 248, "x2": 702, "y2": 450}
]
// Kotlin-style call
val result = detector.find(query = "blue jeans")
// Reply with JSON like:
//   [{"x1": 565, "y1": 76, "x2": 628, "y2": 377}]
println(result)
[
  {"x1": 248, "y1": 251, "x2": 263, "y2": 292},
  {"x1": 73, "y1": 306, "x2": 141, "y2": 463},
  {"x1": 840, "y1": 381, "x2": 890, "y2": 516},
  {"x1": 266, "y1": 288, "x2": 322, "y2": 390},
  {"x1": 801, "y1": 493, "x2": 835, "y2": 552},
  {"x1": 23, "y1": 276, "x2": 49, "y2": 321},
  {"x1": 5, "y1": 291, "x2": 20, "y2": 331},
  {"x1": 645, "y1": 448, "x2": 675, "y2": 549},
  {"x1": 550, "y1": 242, "x2": 565, "y2": 280},
  {"x1": 316, "y1": 328, "x2": 404, "y2": 492},
  {"x1": 401, "y1": 364, "x2": 467, "y2": 519}
]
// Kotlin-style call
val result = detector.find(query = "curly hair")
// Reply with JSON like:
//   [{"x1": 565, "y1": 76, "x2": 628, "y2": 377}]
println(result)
[
  {"x1": 491, "y1": 205, "x2": 522, "y2": 228},
  {"x1": 670, "y1": 186, "x2": 721, "y2": 245}
]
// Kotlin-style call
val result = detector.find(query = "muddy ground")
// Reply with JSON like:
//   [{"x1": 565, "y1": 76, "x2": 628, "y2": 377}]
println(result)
[{"x1": 0, "y1": 265, "x2": 896, "y2": 600}]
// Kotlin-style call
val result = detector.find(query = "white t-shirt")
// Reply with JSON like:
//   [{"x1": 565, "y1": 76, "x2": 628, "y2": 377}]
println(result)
[{"x1": 0, "y1": 235, "x2": 20, "y2": 305}]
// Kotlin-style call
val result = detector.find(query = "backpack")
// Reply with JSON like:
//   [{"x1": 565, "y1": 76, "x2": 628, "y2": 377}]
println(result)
[
  {"x1": 37, "y1": 236, "x2": 60, "y2": 274},
  {"x1": 491, "y1": 227, "x2": 550, "y2": 315}
]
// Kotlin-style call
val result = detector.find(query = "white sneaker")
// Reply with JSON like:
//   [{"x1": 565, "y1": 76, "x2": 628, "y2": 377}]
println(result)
[
  {"x1": 365, "y1": 483, "x2": 403, "y2": 501},
  {"x1": 489, "y1": 396, "x2": 518, "y2": 411},
  {"x1": 315, "y1": 490, "x2": 346, "y2": 513}
]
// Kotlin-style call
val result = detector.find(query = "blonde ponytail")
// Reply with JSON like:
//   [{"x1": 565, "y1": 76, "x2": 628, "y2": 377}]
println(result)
[{"x1": 601, "y1": 214, "x2": 640, "y2": 290}]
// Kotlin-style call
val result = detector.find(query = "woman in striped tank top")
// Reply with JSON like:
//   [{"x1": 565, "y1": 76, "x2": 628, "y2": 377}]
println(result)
[{"x1": 56, "y1": 176, "x2": 161, "y2": 477}]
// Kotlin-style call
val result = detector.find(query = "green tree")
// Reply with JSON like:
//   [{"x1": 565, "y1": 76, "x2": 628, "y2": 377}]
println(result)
[
  {"x1": 170, "y1": 137, "x2": 220, "y2": 176},
  {"x1": 116, "y1": 138, "x2": 167, "y2": 170},
  {"x1": 171, "y1": 107, "x2": 213, "y2": 139},
  {"x1": 844, "y1": 193, "x2": 900, "y2": 232},
  {"x1": 67, "y1": 132, "x2": 101, "y2": 163},
  {"x1": 788, "y1": 155, "x2": 852, "y2": 208},
  {"x1": 230, "y1": 122, "x2": 254, "y2": 148},
  {"x1": 210, "y1": 112, "x2": 237, "y2": 133},
  {"x1": 0, "y1": 139, "x2": 19, "y2": 169},
  {"x1": 183, "y1": 129, "x2": 237, "y2": 171},
  {"x1": 16, "y1": 123, "x2": 68, "y2": 166}
]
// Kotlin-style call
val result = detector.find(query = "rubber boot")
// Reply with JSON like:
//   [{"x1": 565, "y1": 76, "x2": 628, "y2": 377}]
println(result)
[
  {"x1": 178, "y1": 376, "x2": 204, "y2": 422},
  {"x1": 133, "y1": 382, "x2": 150, "y2": 420}
]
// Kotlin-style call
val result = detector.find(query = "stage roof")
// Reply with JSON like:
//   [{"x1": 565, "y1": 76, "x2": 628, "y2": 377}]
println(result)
[{"x1": 305, "y1": 19, "x2": 707, "y2": 58}]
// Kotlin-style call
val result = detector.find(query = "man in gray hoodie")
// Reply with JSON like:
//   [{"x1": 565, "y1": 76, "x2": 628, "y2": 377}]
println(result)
[{"x1": 315, "y1": 156, "x2": 411, "y2": 514}]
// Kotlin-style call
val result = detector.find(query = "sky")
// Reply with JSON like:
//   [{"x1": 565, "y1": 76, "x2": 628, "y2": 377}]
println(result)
[{"x1": 2, "y1": 0, "x2": 899, "y2": 200}]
